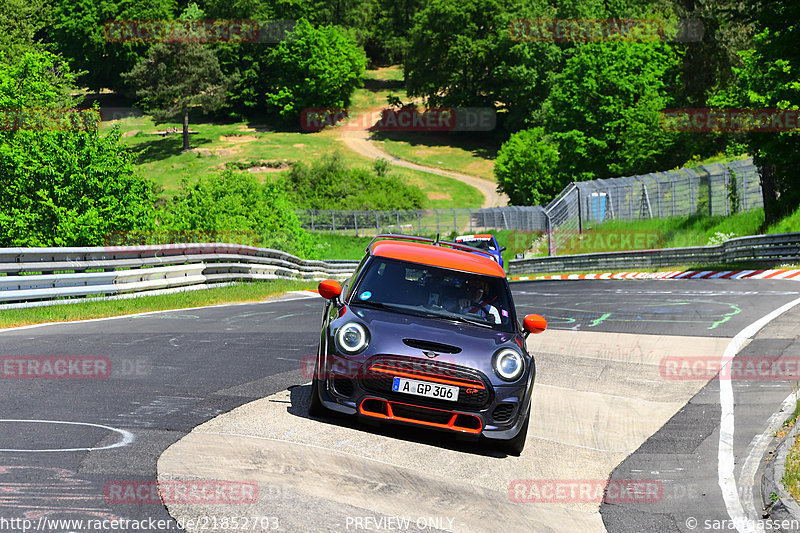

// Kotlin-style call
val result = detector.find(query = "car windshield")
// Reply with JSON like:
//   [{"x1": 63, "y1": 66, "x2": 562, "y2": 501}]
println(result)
[
  {"x1": 457, "y1": 239, "x2": 496, "y2": 251},
  {"x1": 350, "y1": 257, "x2": 515, "y2": 332}
]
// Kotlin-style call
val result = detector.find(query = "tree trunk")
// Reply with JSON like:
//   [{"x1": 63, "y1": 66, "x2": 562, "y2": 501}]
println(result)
[
  {"x1": 760, "y1": 162, "x2": 779, "y2": 229},
  {"x1": 182, "y1": 111, "x2": 190, "y2": 151}
]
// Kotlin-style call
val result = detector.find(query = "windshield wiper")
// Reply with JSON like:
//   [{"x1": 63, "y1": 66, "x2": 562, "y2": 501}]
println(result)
[
  {"x1": 450, "y1": 315, "x2": 493, "y2": 328},
  {"x1": 430, "y1": 309, "x2": 494, "y2": 328},
  {"x1": 351, "y1": 300, "x2": 396, "y2": 311}
]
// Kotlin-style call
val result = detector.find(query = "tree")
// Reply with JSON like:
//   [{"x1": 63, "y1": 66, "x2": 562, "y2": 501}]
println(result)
[
  {"x1": 0, "y1": 0, "x2": 52, "y2": 62},
  {"x1": 158, "y1": 170, "x2": 314, "y2": 257},
  {"x1": 494, "y1": 128, "x2": 560, "y2": 205},
  {"x1": 542, "y1": 41, "x2": 688, "y2": 181},
  {"x1": 282, "y1": 152, "x2": 425, "y2": 210},
  {"x1": 0, "y1": 50, "x2": 78, "y2": 110},
  {"x1": 0, "y1": 52, "x2": 156, "y2": 246},
  {"x1": 124, "y1": 42, "x2": 228, "y2": 150},
  {"x1": 265, "y1": 18, "x2": 366, "y2": 122},
  {"x1": 49, "y1": 0, "x2": 177, "y2": 92},
  {"x1": 709, "y1": 0, "x2": 800, "y2": 226},
  {"x1": 405, "y1": 0, "x2": 509, "y2": 109}
]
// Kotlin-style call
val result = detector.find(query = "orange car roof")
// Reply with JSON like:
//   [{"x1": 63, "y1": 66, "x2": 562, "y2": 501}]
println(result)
[{"x1": 370, "y1": 240, "x2": 505, "y2": 278}]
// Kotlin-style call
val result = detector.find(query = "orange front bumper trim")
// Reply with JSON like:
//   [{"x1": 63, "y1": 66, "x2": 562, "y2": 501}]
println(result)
[{"x1": 358, "y1": 397, "x2": 483, "y2": 434}]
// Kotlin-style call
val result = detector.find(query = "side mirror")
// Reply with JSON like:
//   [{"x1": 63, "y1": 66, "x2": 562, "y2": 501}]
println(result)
[
  {"x1": 499, "y1": 246, "x2": 507, "y2": 252},
  {"x1": 523, "y1": 314, "x2": 547, "y2": 335},
  {"x1": 318, "y1": 279, "x2": 342, "y2": 301}
]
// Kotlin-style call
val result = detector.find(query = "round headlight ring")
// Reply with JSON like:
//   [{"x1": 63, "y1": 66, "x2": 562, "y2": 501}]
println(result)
[
  {"x1": 336, "y1": 322, "x2": 369, "y2": 354},
  {"x1": 493, "y1": 348, "x2": 524, "y2": 381}
]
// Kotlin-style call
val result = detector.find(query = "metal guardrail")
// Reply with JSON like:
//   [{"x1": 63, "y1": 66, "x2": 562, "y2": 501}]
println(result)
[
  {"x1": 507, "y1": 232, "x2": 800, "y2": 274},
  {"x1": 0, "y1": 243, "x2": 359, "y2": 304}
]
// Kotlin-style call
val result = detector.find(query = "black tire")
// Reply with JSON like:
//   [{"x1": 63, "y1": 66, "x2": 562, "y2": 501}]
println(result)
[
  {"x1": 499, "y1": 405, "x2": 530, "y2": 456},
  {"x1": 308, "y1": 373, "x2": 330, "y2": 418}
]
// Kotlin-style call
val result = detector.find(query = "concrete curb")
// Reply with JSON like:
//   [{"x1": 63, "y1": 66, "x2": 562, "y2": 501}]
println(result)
[
  {"x1": 509, "y1": 268, "x2": 800, "y2": 282},
  {"x1": 762, "y1": 416, "x2": 800, "y2": 529}
]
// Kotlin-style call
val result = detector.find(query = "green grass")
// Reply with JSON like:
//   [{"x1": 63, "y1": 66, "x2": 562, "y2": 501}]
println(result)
[
  {"x1": 307, "y1": 230, "x2": 535, "y2": 263},
  {"x1": 769, "y1": 205, "x2": 800, "y2": 234},
  {"x1": 783, "y1": 427, "x2": 800, "y2": 501},
  {"x1": 103, "y1": 114, "x2": 482, "y2": 208},
  {"x1": 0, "y1": 280, "x2": 316, "y2": 328},
  {"x1": 309, "y1": 234, "x2": 374, "y2": 260},
  {"x1": 371, "y1": 132, "x2": 497, "y2": 179},
  {"x1": 680, "y1": 153, "x2": 750, "y2": 168},
  {"x1": 398, "y1": 167, "x2": 484, "y2": 208},
  {"x1": 306, "y1": 208, "x2": 797, "y2": 263},
  {"x1": 100, "y1": 64, "x2": 485, "y2": 208},
  {"x1": 351, "y1": 65, "x2": 406, "y2": 112},
  {"x1": 552, "y1": 210, "x2": 767, "y2": 255}
]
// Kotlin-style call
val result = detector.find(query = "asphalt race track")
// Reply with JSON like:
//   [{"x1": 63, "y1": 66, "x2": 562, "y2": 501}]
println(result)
[{"x1": 1, "y1": 280, "x2": 799, "y2": 532}]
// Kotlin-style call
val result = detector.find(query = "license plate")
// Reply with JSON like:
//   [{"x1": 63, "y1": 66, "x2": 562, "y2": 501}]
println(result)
[{"x1": 392, "y1": 377, "x2": 458, "y2": 402}]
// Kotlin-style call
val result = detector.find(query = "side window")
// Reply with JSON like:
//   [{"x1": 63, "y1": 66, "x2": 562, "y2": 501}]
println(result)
[{"x1": 345, "y1": 254, "x2": 370, "y2": 301}]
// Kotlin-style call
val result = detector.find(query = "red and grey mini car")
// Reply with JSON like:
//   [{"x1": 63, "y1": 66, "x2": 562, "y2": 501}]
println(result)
[{"x1": 309, "y1": 235, "x2": 546, "y2": 455}]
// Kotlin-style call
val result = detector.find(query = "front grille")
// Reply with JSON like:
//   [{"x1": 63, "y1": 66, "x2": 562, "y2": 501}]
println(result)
[
  {"x1": 492, "y1": 403, "x2": 515, "y2": 422},
  {"x1": 360, "y1": 355, "x2": 492, "y2": 409},
  {"x1": 391, "y1": 403, "x2": 453, "y2": 425}
]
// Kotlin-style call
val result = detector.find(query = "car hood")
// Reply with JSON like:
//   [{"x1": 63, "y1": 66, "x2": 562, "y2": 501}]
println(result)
[{"x1": 338, "y1": 305, "x2": 523, "y2": 366}]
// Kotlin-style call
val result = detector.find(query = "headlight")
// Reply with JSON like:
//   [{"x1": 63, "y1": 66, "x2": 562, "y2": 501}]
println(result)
[
  {"x1": 335, "y1": 322, "x2": 369, "y2": 354},
  {"x1": 493, "y1": 348, "x2": 524, "y2": 381}
]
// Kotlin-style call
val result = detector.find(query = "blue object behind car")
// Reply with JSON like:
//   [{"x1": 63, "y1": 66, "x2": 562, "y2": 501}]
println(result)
[{"x1": 454, "y1": 234, "x2": 505, "y2": 268}]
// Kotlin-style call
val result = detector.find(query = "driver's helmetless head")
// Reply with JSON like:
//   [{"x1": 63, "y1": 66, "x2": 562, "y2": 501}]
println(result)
[{"x1": 470, "y1": 280, "x2": 488, "y2": 297}]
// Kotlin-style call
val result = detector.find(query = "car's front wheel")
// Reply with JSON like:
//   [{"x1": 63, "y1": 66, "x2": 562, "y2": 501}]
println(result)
[
  {"x1": 308, "y1": 364, "x2": 331, "y2": 418},
  {"x1": 498, "y1": 405, "x2": 530, "y2": 456}
]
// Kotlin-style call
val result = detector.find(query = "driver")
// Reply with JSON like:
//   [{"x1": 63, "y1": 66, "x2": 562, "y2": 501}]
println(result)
[{"x1": 458, "y1": 279, "x2": 501, "y2": 323}]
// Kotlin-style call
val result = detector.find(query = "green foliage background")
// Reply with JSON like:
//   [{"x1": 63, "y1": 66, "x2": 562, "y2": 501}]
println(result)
[{"x1": 0, "y1": 0, "x2": 797, "y2": 252}]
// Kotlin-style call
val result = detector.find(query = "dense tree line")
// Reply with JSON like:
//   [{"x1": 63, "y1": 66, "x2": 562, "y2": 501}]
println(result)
[{"x1": 0, "y1": 0, "x2": 797, "y2": 247}]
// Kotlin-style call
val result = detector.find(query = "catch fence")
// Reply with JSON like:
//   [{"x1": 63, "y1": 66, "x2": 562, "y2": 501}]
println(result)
[
  {"x1": 296, "y1": 158, "x2": 762, "y2": 256},
  {"x1": 294, "y1": 206, "x2": 548, "y2": 236}
]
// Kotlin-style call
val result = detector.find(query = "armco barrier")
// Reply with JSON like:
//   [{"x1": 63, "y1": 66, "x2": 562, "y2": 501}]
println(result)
[
  {"x1": 507, "y1": 232, "x2": 800, "y2": 274},
  {"x1": 0, "y1": 243, "x2": 359, "y2": 304}
]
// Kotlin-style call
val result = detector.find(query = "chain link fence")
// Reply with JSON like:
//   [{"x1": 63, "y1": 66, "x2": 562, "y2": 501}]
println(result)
[
  {"x1": 544, "y1": 158, "x2": 761, "y2": 254},
  {"x1": 296, "y1": 158, "x2": 762, "y2": 255},
  {"x1": 295, "y1": 206, "x2": 547, "y2": 236}
]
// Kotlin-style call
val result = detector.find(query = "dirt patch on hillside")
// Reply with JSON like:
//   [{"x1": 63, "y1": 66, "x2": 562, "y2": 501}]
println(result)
[
  {"x1": 192, "y1": 147, "x2": 240, "y2": 156},
  {"x1": 427, "y1": 192, "x2": 452, "y2": 200},
  {"x1": 247, "y1": 166, "x2": 287, "y2": 173},
  {"x1": 220, "y1": 135, "x2": 258, "y2": 142}
]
